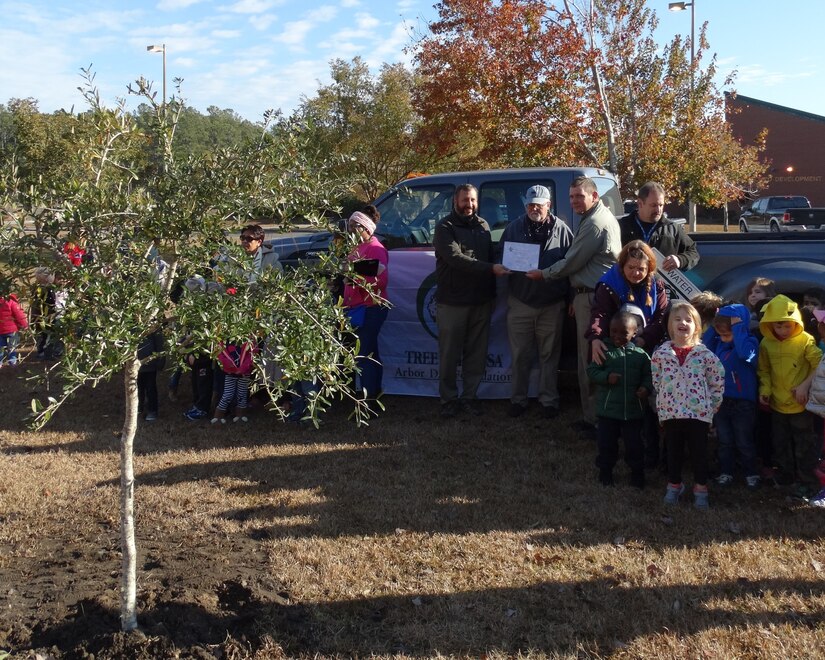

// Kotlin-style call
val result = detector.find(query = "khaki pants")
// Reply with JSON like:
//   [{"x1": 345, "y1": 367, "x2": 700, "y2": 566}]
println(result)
[
  {"x1": 573, "y1": 290, "x2": 596, "y2": 425},
  {"x1": 506, "y1": 296, "x2": 565, "y2": 407},
  {"x1": 436, "y1": 301, "x2": 493, "y2": 403}
]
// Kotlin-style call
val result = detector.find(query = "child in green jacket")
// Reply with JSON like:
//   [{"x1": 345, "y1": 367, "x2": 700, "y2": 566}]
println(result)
[{"x1": 587, "y1": 311, "x2": 653, "y2": 488}]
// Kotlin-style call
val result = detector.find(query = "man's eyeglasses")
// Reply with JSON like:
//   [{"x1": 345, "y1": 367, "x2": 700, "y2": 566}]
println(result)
[{"x1": 240, "y1": 235, "x2": 257, "y2": 243}]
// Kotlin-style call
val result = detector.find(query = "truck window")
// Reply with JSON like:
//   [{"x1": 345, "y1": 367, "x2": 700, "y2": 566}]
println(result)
[
  {"x1": 478, "y1": 180, "x2": 557, "y2": 242},
  {"x1": 593, "y1": 176, "x2": 623, "y2": 220},
  {"x1": 374, "y1": 183, "x2": 455, "y2": 245}
]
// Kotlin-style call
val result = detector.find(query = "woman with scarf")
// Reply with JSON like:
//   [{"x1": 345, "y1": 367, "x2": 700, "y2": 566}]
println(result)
[{"x1": 587, "y1": 240, "x2": 670, "y2": 366}]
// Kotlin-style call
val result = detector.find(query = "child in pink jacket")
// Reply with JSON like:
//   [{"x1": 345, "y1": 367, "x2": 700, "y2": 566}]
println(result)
[{"x1": 0, "y1": 292, "x2": 29, "y2": 367}]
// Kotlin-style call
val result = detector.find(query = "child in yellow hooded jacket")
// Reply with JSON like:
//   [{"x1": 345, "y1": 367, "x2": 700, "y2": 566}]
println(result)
[{"x1": 758, "y1": 294, "x2": 823, "y2": 495}]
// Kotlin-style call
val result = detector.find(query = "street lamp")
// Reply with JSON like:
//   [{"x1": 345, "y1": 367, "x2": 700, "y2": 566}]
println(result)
[
  {"x1": 669, "y1": 1, "x2": 697, "y2": 231},
  {"x1": 146, "y1": 44, "x2": 166, "y2": 106}
]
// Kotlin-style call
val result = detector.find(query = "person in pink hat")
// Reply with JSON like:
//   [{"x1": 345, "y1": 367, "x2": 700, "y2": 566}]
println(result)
[{"x1": 344, "y1": 208, "x2": 390, "y2": 416}]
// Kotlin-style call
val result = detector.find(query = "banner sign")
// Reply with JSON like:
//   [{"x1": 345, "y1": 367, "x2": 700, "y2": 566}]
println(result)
[
  {"x1": 379, "y1": 249, "x2": 517, "y2": 398},
  {"x1": 652, "y1": 247, "x2": 702, "y2": 300}
]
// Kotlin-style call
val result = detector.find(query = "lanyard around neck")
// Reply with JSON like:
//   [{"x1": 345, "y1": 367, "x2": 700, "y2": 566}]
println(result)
[{"x1": 635, "y1": 217, "x2": 658, "y2": 243}]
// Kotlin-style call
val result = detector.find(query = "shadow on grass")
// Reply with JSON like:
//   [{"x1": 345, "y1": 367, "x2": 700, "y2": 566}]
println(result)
[
  {"x1": 127, "y1": 402, "x2": 823, "y2": 548},
  {"x1": 28, "y1": 575, "x2": 825, "y2": 656}
]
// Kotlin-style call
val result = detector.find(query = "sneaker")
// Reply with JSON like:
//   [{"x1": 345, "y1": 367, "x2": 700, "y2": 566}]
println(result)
[
  {"x1": 145, "y1": 412, "x2": 158, "y2": 421},
  {"x1": 210, "y1": 417, "x2": 226, "y2": 425},
  {"x1": 792, "y1": 484, "x2": 815, "y2": 501},
  {"x1": 440, "y1": 400, "x2": 460, "y2": 419},
  {"x1": 184, "y1": 407, "x2": 208, "y2": 420},
  {"x1": 716, "y1": 473, "x2": 734, "y2": 486},
  {"x1": 542, "y1": 405, "x2": 560, "y2": 419},
  {"x1": 663, "y1": 482, "x2": 685, "y2": 506},
  {"x1": 508, "y1": 403, "x2": 527, "y2": 418},
  {"x1": 693, "y1": 486, "x2": 710, "y2": 510},
  {"x1": 232, "y1": 416, "x2": 249, "y2": 423},
  {"x1": 745, "y1": 474, "x2": 760, "y2": 490},
  {"x1": 809, "y1": 488, "x2": 825, "y2": 508}
]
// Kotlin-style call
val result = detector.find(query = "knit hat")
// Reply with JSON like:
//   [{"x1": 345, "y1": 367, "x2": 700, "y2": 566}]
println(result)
[
  {"x1": 813, "y1": 309, "x2": 825, "y2": 324},
  {"x1": 349, "y1": 211, "x2": 376, "y2": 235}
]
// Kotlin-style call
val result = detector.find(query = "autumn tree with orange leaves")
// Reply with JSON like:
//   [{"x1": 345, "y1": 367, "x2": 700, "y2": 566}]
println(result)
[{"x1": 412, "y1": 0, "x2": 767, "y2": 207}]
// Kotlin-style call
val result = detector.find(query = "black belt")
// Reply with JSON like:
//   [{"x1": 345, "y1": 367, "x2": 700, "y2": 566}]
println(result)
[{"x1": 574, "y1": 286, "x2": 594, "y2": 294}]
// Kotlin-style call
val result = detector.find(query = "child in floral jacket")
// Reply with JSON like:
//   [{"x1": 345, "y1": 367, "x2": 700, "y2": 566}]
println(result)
[{"x1": 652, "y1": 301, "x2": 725, "y2": 509}]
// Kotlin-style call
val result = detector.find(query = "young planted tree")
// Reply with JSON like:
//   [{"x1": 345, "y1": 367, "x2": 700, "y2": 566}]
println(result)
[{"x1": 0, "y1": 72, "x2": 364, "y2": 631}]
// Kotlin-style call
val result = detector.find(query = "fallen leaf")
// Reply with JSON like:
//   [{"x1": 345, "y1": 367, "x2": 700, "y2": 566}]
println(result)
[
  {"x1": 613, "y1": 536, "x2": 625, "y2": 546},
  {"x1": 660, "y1": 515, "x2": 673, "y2": 526},
  {"x1": 411, "y1": 597, "x2": 422, "y2": 607},
  {"x1": 647, "y1": 563, "x2": 663, "y2": 577},
  {"x1": 811, "y1": 559, "x2": 823, "y2": 572},
  {"x1": 505, "y1": 608, "x2": 517, "y2": 618}
]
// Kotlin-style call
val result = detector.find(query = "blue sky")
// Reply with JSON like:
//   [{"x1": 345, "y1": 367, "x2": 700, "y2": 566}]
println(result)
[{"x1": 1, "y1": 0, "x2": 822, "y2": 122}]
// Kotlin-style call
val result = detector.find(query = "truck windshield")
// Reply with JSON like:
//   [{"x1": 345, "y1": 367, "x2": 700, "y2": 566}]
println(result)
[{"x1": 374, "y1": 183, "x2": 455, "y2": 247}]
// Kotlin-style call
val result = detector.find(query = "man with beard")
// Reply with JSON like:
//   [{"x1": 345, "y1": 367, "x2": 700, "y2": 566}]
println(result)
[
  {"x1": 434, "y1": 184, "x2": 510, "y2": 418},
  {"x1": 500, "y1": 185, "x2": 573, "y2": 419}
]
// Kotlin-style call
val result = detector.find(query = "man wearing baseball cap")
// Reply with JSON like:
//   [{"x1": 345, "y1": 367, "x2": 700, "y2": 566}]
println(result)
[{"x1": 499, "y1": 185, "x2": 573, "y2": 418}]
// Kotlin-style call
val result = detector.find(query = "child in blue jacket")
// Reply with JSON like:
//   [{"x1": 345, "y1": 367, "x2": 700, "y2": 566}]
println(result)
[{"x1": 703, "y1": 303, "x2": 760, "y2": 489}]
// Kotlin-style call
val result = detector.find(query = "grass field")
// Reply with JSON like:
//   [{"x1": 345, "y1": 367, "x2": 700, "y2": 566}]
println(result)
[{"x1": 1, "y1": 359, "x2": 824, "y2": 658}]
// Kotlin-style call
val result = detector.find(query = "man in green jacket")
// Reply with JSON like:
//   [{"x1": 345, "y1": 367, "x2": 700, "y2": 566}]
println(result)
[
  {"x1": 433, "y1": 184, "x2": 510, "y2": 418},
  {"x1": 527, "y1": 176, "x2": 621, "y2": 435}
]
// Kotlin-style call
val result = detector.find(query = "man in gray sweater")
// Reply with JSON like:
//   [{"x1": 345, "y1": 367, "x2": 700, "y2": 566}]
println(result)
[{"x1": 527, "y1": 176, "x2": 621, "y2": 435}]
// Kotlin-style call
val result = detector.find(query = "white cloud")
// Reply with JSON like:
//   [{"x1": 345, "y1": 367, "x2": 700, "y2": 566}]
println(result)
[
  {"x1": 175, "y1": 57, "x2": 197, "y2": 68},
  {"x1": 272, "y1": 6, "x2": 338, "y2": 49},
  {"x1": 341, "y1": 0, "x2": 361, "y2": 7},
  {"x1": 397, "y1": 0, "x2": 417, "y2": 9},
  {"x1": 355, "y1": 12, "x2": 380, "y2": 29},
  {"x1": 734, "y1": 63, "x2": 814, "y2": 87},
  {"x1": 272, "y1": 19, "x2": 314, "y2": 47},
  {"x1": 212, "y1": 29, "x2": 241, "y2": 38},
  {"x1": 157, "y1": 0, "x2": 207, "y2": 10},
  {"x1": 221, "y1": 0, "x2": 281, "y2": 14},
  {"x1": 250, "y1": 14, "x2": 278, "y2": 31}
]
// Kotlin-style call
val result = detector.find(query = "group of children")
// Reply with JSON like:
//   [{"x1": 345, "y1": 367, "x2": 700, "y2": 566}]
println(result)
[{"x1": 589, "y1": 280, "x2": 825, "y2": 509}]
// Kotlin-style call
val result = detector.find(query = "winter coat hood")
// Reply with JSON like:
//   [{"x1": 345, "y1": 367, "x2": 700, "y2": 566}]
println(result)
[
  {"x1": 760, "y1": 295, "x2": 804, "y2": 340},
  {"x1": 717, "y1": 303, "x2": 751, "y2": 325}
]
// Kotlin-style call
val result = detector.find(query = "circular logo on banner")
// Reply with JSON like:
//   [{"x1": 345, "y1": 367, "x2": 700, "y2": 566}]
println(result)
[{"x1": 416, "y1": 271, "x2": 439, "y2": 339}]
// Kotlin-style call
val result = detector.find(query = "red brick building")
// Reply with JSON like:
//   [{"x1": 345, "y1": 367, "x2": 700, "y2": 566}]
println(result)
[{"x1": 726, "y1": 93, "x2": 825, "y2": 205}]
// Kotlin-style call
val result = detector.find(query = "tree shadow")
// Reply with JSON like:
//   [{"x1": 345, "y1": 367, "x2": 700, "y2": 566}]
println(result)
[{"x1": 26, "y1": 575, "x2": 825, "y2": 657}]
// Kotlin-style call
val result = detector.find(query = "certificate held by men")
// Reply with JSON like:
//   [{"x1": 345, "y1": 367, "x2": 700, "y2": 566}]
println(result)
[{"x1": 502, "y1": 241, "x2": 540, "y2": 272}]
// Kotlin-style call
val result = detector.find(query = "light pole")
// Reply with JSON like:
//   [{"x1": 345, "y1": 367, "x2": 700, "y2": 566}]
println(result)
[
  {"x1": 669, "y1": 1, "x2": 696, "y2": 231},
  {"x1": 146, "y1": 44, "x2": 166, "y2": 106}
]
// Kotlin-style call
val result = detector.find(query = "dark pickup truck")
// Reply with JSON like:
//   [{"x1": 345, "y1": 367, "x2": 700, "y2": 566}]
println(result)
[
  {"x1": 738, "y1": 195, "x2": 821, "y2": 233},
  {"x1": 779, "y1": 206, "x2": 825, "y2": 232}
]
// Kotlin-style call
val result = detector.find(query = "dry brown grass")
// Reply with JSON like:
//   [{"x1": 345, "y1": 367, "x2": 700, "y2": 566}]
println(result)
[{"x1": 1, "y1": 360, "x2": 824, "y2": 658}]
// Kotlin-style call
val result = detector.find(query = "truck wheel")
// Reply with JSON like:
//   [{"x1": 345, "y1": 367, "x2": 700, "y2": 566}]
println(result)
[
  {"x1": 770, "y1": 221, "x2": 780, "y2": 233},
  {"x1": 739, "y1": 220, "x2": 748, "y2": 233}
]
